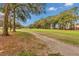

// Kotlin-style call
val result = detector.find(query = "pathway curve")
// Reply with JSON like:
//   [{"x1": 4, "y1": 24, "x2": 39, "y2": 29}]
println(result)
[{"x1": 29, "y1": 32, "x2": 79, "y2": 56}]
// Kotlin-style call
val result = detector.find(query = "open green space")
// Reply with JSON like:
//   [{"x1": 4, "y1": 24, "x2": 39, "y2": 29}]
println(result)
[{"x1": 21, "y1": 28, "x2": 79, "y2": 45}]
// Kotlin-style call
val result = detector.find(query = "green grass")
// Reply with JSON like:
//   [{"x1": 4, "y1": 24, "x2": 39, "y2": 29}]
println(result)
[
  {"x1": 0, "y1": 28, "x2": 62, "y2": 56},
  {"x1": 17, "y1": 51, "x2": 36, "y2": 56},
  {"x1": 19, "y1": 28, "x2": 79, "y2": 45},
  {"x1": 15, "y1": 31, "x2": 34, "y2": 39}
]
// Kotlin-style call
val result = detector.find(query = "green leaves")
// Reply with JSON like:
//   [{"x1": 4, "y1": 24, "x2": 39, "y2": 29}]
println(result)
[
  {"x1": 13, "y1": 3, "x2": 46, "y2": 22},
  {"x1": 29, "y1": 7, "x2": 79, "y2": 29}
]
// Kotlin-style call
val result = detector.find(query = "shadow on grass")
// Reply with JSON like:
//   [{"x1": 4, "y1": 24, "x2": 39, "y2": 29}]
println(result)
[{"x1": 0, "y1": 31, "x2": 62, "y2": 56}]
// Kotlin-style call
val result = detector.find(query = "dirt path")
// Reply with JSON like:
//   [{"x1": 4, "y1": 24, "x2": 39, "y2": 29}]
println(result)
[{"x1": 29, "y1": 32, "x2": 79, "y2": 56}]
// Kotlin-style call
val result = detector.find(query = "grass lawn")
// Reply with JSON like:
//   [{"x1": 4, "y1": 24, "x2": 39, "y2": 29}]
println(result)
[
  {"x1": 0, "y1": 30, "x2": 49, "y2": 56},
  {"x1": 21, "y1": 28, "x2": 79, "y2": 45},
  {"x1": 1, "y1": 28, "x2": 78, "y2": 55}
]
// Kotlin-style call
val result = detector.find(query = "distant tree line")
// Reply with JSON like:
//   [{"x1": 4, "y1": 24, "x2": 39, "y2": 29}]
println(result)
[{"x1": 29, "y1": 7, "x2": 79, "y2": 30}]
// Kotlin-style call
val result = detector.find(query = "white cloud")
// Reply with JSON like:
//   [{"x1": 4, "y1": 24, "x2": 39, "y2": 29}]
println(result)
[
  {"x1": 48, "y1": 7, "x2": 57, "y2": 11},
  {"x1": 64, "y1": 3, "x2": 74, "y2": 6}
]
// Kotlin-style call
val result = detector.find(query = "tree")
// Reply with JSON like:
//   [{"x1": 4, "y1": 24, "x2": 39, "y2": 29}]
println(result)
[
  {"x1": 30, "y1": 7, "x2": 79, "y2": 30},
  {"x1": 2, "y1": 4, "x2": 9, "y2": 36},
  {"x1": 58, "y1": 8, "x2": 79, "y2": 30},
  {"x1": 1, "y1": 3, "x2": 46, "y2": 36},
  {"x1": 9, "y1": 3, "x2": 46, "y2": 32}
]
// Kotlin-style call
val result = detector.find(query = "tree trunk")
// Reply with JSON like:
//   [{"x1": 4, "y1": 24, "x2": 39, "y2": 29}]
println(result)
[
  {"x1": 50, "y1": 23, "x2": 53, "y2": 29},
  {"x1": 58, "y1": 24, "x2": 61, "y2": 29},
  {"x1": 53, "y1": 24, "x2": 56, "y2": 29},
  {"x1": 70, "y1": 22, "x2": 74, "y2": 30},
  {"x1": 13, "y1": 8, "x2": 16, "y2": 32},
  {"x1": 2, "y1": 4, "x2": 9, "y2": 36},
  {"x1": 9, "y1": 19, "x2": 12, "y2": 32}
]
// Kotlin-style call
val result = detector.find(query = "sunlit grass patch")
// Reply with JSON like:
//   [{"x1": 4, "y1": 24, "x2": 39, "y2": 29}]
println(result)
[{"x1": 23, "y1": 28, "x2": 79, "y2": 45}]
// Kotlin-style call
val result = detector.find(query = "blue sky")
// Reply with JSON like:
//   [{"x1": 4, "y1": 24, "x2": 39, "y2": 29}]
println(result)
[{"x1": 20, "y1": 3, "x2": 79, "y2": 26}]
